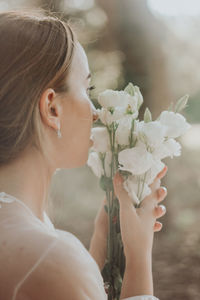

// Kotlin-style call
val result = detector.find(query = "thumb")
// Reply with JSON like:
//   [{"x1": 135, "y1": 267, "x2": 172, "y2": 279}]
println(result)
[{"x1": 113, "y1": 172, "x2": 136, "y2": 211}]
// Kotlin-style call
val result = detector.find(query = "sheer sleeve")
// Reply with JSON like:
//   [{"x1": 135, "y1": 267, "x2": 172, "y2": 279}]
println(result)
[
  {"x1": 13, "y1": 226, "x2": 159, "y2": 300},
  {"x1": 12, "y1": 238, "x2": 58, "y2": 300},
  {"x1": 12, "y1": 231, "x2": 107, "y2": 300},
  {"x1": 0, "y1": 196, "x2": 159, "y2": 300}
]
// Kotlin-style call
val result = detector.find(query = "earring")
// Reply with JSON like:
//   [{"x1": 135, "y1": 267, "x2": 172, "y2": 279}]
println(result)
[
  {"x1": 57, "y1": 129, "x2": 62, "y2": 138},
  {"x1": 56, "y1": 123, "x2": 62, "y2": 139}
]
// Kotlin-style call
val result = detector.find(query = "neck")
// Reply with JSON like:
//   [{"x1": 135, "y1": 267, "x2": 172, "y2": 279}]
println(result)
[{"x1": 0, "y1": 146, "x2": 54, "y2": 222}]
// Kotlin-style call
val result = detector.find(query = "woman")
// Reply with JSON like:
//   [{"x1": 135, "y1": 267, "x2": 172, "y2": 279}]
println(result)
[{"x1": 0, "y1": 10, "x2": 167, "y2": 300}]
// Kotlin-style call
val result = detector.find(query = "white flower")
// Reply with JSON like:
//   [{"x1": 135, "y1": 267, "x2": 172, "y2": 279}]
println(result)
[
  {"x1": 145, "y1": 159, "x2": 165, "y2": 185},
  {"x1": 123, "y1": 176, "x2": 139, "y2": 205},
  {"x1": 97, "y1": 107, "x2": 126, "y2": 126},
  {"x1": 136, "y1": 121, "x2": 167, "y2": 149},
  {"x1": 140, "y1": 183, "x2": 151, "y2": 201},
  {"x1": 118, "y1": 142, "x2": 154, "y2": 175},
  {"x1": 124, "y1": 83, "x2": 143, "y2": 110},
  {"x1": 97, "y1": 89, "x2": 139, "y2": 121},
  {"x1": 90, "y1": 127, "x2": 110, "y2": 153},
  {"x1": 115, "y1": 115, "x2": 133, "y2": 146},
  {"x1": 98, "y1": 90, "x2": 134, "y2": 109},
  {"x1": 159, "y1": 111, "x2": 191, "y2": 138},
  {"x1": 153, "y1": 138, "x2": 181, "y2": 160},
  {"x1": 123, "y1": 175, "x2": 151, "y2": 205},
  {"x1": 133, "y1": 85, "x2": 143, "y2": 110},
  {"x1": 87, "y1": 152, "x2": 104, "y2": 178}
]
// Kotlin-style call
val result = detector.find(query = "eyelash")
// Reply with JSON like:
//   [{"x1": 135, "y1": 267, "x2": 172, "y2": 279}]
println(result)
[{"x1": 87, "y1": 85, "x2": 96, "y2": 93}]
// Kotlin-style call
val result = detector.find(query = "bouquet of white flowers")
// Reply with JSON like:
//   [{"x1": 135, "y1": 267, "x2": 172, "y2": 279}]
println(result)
[{"x1": 87, "y1": 83, "x2": 190, "y2": 300}]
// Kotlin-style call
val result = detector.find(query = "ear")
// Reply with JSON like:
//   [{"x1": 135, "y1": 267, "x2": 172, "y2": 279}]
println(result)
[{"x1": 39, "y1": 88, "x2": 62, "y2": 130}]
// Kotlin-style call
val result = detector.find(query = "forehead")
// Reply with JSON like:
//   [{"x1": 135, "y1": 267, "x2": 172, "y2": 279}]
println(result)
[{"x1": 68, "y1": 42, "x2": 90, "y2": 82}]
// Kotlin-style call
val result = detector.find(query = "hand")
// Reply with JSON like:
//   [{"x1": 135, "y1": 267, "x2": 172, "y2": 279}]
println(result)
[{"x1": 112, "y1": 166, "x2": 168, "y2": 263}]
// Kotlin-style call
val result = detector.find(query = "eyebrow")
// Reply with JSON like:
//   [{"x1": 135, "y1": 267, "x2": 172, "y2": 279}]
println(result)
[{"x1": 86, "y1": 73, "x2": 91, "y2": 80}]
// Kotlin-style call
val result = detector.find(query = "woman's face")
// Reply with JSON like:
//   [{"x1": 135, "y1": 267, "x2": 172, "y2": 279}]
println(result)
[{"x1": 58, "y1": 42, "x2": 97, "y2": 168}]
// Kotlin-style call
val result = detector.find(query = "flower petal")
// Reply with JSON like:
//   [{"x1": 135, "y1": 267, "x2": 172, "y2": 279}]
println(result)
[{"x1": 118, "y1": 143, "x2": 154, "y2": 175}]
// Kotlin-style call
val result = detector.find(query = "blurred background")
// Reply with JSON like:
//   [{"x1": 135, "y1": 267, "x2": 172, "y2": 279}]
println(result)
[{"x1": 1, "y1": 0, "x2": 200, "y2": 299}]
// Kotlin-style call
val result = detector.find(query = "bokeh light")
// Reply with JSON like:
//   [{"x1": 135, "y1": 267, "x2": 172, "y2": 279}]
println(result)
[{"x1": 148, "y1": 0, "x2": 200, "y2": 17}]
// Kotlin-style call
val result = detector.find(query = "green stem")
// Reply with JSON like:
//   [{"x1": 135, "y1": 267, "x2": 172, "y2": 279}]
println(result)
[
  {"x1": 137, "y1": 176, "x2": 141, "y2": 199},
  {"x1": 106, "y1": 189, "x2": 112, "y2": 263},
  {"x1": 129, "y1": 119, "x2": 135, "y2": 148},
  {"x1": 105, "y1": 122, "x2": 123, "y2": 299},
  {"x1": 138, "y1": 172, "x2": 148, "y2": 202}
]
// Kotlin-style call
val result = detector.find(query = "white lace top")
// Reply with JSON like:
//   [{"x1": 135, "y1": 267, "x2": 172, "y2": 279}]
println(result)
[{"x1": 0, "y1": 192, "x2": 159, "y2": 300}]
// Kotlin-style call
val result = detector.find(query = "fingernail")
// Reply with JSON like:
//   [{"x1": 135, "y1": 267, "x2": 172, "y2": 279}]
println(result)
[
  {"x1": 164, "y1": 166, "x2": 168, "y2": 172},
  {"x1": 157, "y1": 166, "x2": 168, "y2": 178},
  {"x1": 160, "y1": 205, "x2": 166, "y2": 212},
  {"x1": 158, "y1": 186, "x2": 167, "y2": 196}
]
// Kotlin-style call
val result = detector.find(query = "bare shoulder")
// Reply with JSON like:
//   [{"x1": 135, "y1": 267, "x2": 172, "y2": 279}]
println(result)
[{"x1": 17, "y1": 230, "x2": 107, "y2": 300}]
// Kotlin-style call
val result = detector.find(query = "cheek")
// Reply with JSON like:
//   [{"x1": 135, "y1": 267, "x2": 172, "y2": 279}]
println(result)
[
  {"x1": 62, "y1": 96, "x2": 92, "y2": 145},
  {"x1": 75, "y1": 94, "x2": 93, "y2": 130},
  {"x1": 71, "y1": 90, "x2": 92, "y2": 118}
]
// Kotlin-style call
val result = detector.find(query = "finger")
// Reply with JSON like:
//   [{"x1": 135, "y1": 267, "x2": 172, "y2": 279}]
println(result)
[
  {"x1": 149, "y1": 178, "x2": 161, "y2": 192},
  {"x1": 154, "y1": 205, "x2": 166, "y2": 218},
  {"x1": 113, "y1": 172, "x2": 137, "y2": 211},
  {"x1": 154, "y1": 221, "x2": 163, "y2": 232},
  {"x1": 150, "y1": 166, "x2": 168, "y2": 192},
  {"x1": 139, "y1": 190, "x2": 158, "y2": 212},
  {"x1": 157, "y1": 165, "x2": 168, "y2": 180},
  {"x1": 156, "y1": 187, "x2": 167, "y2": 203},
  {"x1": 140, "y1": 186, "x2": 167, "y2": 213}
]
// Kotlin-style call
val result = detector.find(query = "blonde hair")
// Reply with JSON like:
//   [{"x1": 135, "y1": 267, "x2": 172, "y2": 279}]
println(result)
[{"x1": 0, "y1": 10, "x2": 76, "y2": 165}]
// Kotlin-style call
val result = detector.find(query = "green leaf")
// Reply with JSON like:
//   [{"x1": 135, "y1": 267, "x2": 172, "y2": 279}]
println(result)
[
  {"x1": 99, "y1": 176, "x2": 107, "y2": 191},
  {"x1": 167, "y1": 102, "x2": 174, "y2": 111},
  {"x1": 144, "y1": 107, "x2": 152, "y2": 123},
  {"x1": 124, "y1": 82, "x2": 135, "y2": 96},
  {"x1": 99, "y1": 175, "x2": 113, "y2": 191},
  {"x1": 101, "y1": 261, "x2": 111, "y2": 282},
  {"x1": 174, "y1": 94, "x2": 189, "y2": 113}
]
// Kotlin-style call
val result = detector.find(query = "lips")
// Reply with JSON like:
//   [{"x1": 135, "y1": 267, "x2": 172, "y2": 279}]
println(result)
[
  {"x1": 90, "y1": 138, "x2": 94, "y2": 146},
  {"x1": 89, "y1": 132, "x2": 94, "y2": 146}
]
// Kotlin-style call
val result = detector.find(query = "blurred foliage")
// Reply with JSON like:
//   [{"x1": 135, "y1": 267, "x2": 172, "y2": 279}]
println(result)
[
  {"x1": 185, "y1": 91, "x2": 200, "y2": 123},
  {"x1": 153, "y1": 145, "x2": 200, "y2": 300}
]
